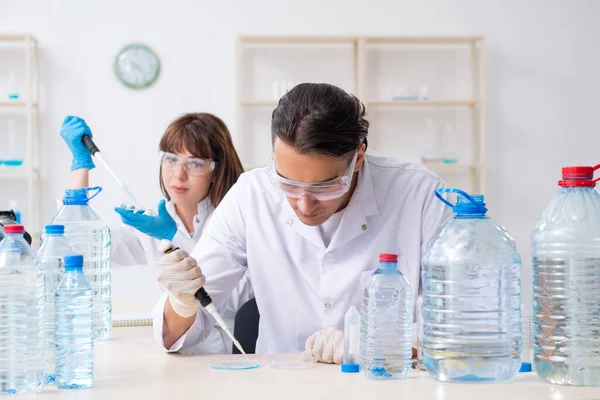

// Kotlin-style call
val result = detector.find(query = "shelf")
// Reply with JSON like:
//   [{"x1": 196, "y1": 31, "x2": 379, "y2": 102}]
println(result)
[
  {"x1": 0, "y1": 100, "x2": 39, "y2": 109},
  {"x1": 240, "y1": 36, "x2": 355, "y2": 45},
  {"x1": 366, "y1": 36, "x2": 483, "y2": 45},
  {"x1": 0, "y1": 167, "x2": 38, "y2": 179},
  {"x1": 0, "y1": 34, "x2": 37, "y2": 43},
  {"x1": 425, "y1": 163, "x2": 480, "y2": 173},
  {"x1": 368, "y1": 100, "x2": 478, "y2": 108},
  {"x1": 239, "y1": 100, "x2": 279, "y2": 108}
]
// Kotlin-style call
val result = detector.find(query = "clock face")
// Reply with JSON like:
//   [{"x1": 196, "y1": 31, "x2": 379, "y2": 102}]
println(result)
[{"x1": 114, "y1": 44, "x2": 160, "y2": 89}]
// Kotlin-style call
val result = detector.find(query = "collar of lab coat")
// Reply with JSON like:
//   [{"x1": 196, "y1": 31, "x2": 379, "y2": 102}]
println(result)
[
  {"x1": 277, "y1": 153, "x2": 379, "y2": 251},
  {"x1": 166, "y1": 196, "x2": 213, "y2": 236}
]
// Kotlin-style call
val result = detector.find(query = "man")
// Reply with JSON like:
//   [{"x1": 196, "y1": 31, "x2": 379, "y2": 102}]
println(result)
[{"x1": 152, "y1": 83, "x2": 451, "y2": 363}]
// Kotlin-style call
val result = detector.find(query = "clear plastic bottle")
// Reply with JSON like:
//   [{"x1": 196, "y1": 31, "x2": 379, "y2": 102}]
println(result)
[
  {"x1": 531, "y1": 164, "x2": 600, "y2": 386},
  {"x1": 422, "y1": 189, "x2": 522, "y2": 382},
  {"x1": 48, "y1": 187, "x2": 111, "y2": 341},
  {"x1": 55, "y1": 254, "x2": 94, "y2": 390},
  {"x1": 0, "y1": 224, "x2": 45, "y2": 394},
  {"x1": 35, "y1": 224, "x2": 73, "y2": 384},
  {"x1": 359, "y1": 253, "x2": 412, "y2": 380}
]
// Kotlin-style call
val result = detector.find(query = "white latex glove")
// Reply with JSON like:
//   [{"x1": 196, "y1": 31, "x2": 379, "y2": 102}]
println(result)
[
  {"x1": 303, "y1": 327, "x2": 344, "y2": 364},
  {"x1": 155, "y1": 247, "x2": 205, "y2": 318}
]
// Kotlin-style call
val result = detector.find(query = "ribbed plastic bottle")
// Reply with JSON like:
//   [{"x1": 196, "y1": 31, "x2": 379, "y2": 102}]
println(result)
[
  {"x1": 532, "y1": 164, "x2": 600, "y2": 386},
  {"x1": 55, "y1": 254, "x2": 94, "y2": 390},
  {"x1": 48, "y1": 187, "x2": 111, "y2": 341},
  {"x1": 359, "y1": 253, "x2": 412, "y2": 380},
  {"x1": 421, "y1": 188, "x2": 522, "y2": 382},
  {"x1": 35, "y1": 224, "x2": 73, "y2": 384},
  {"x1": 0, "y1": 224, "x2": 45, "y2": 394}
]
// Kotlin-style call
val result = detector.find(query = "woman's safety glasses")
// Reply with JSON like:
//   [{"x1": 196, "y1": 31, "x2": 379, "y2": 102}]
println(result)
[
  {"x1": 267, "y1": 152, "x2": 357, "y2": 201},
  {"x1": 160, "y1": 152, "x2": 216, "y2": 176}
]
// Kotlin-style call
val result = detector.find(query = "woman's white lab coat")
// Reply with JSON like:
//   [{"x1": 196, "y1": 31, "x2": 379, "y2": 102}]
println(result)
[
  {"x1": 111, "y1": 197, "x2": 254, "y2": 355},
  {"x1": 153, "y1": 150, "x2": 452, "y2": 354}
]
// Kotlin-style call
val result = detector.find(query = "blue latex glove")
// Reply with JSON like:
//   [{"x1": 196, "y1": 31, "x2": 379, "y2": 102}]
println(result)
[
  {"x1": 114, "y1": 199, "x2": 177, "y2": 241},
  {"x1": 60, "y1": 115, "x2": 95, "y2": 171}
]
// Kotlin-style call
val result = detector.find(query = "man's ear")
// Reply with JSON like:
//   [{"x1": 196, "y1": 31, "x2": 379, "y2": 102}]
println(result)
[{"x1": 355, "y1": 143, "x2": 367, "y2": 172}]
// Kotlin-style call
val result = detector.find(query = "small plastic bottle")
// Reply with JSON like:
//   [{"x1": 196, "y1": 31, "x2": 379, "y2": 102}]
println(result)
[{"x1": 55, "y1": 254, "x2": 94, "y2": 390}]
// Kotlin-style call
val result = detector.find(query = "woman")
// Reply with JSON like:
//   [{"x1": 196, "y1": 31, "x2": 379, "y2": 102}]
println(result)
[{"x1": 59, "y1": 113, "x2": 253, "y2": 355}]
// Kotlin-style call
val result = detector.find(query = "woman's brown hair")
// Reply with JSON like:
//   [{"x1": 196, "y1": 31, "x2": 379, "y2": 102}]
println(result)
[{"x1": 159, "y1": 113, "x2": 244, "y2": 207}]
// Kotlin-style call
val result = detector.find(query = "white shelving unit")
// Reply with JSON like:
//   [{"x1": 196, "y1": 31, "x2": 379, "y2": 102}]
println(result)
[
  {"x1": 236, "y1": 35, "x2": 486, "y2": 194},
  {"x1": 0, "y1": 34, "x2": 40, "y2": 240}
]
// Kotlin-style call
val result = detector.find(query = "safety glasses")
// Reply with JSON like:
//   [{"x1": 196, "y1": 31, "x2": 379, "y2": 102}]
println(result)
[
  {"x1": 267, "y1": 151, "x2": 357, "y2": 201},
  {"x1": 160, "y1": 152, "x2": 216, "y2": 176}
]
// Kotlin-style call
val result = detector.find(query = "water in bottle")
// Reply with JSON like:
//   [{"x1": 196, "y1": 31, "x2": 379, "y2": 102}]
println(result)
[
  {"x1": 359, "y1": 253, "x2": 412, "y2": 380},
  {"x1": 532, "y1": 164, "x2": 600, "y2": 386},
  {"x1": 421, "y1": 189, "x2": 522, "y2": 382},
  {"x1": 0, "y1": 224, "x2": 45, "y2": 394},
  {"x1": 35, "y1": 224, "x2": 73, "y2": 384},
  {"x1": 48, "y1": 187, "x2": 111, "y2": 341},
  {"x1": 55, "y1": 254, "x2": 94, "y2": 389}
]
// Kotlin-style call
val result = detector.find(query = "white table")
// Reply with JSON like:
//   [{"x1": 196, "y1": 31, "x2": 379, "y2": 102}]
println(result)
[{"x1": 24, "y1": 327, "x2": 600, "y2": 399}]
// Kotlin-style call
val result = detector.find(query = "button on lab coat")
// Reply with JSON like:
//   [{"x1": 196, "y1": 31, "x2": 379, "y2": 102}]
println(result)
[
  {"x1": 110, "y1": 197, "x2": 253, "y2": 355},
  {"x1": 154, "y1": 151, "x2": 451, "y2": 354}
]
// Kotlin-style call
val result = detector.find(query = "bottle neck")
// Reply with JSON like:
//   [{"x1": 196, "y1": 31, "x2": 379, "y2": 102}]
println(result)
[{"x1": 379, "y1": 261, "x2": 397, "y2": 270}]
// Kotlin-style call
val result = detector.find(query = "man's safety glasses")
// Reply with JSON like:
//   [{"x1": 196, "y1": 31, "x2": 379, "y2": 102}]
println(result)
[
  {"x1": 160, "y1": 152, "x2": 216, "y2": 176},
  {"x1": 267, "y1": 152, "x2": 357, "y2": 201}
]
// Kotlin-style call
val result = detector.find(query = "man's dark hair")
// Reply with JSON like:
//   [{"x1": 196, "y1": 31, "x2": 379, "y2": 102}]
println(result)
[{"x1": 271, "y1": 83, "x2": 369, "y2": 159}]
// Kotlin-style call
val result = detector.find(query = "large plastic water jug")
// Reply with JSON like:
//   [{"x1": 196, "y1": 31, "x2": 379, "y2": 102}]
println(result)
[
  {"x1": 421, "y1": 188, "x2": 522, "y2": 382},
  {"x1": 48, "y1": 187, "x2": 111, "y2": 341},
  {"x1": 532, "y1": 164, "x2": 600, "y2": 386}
]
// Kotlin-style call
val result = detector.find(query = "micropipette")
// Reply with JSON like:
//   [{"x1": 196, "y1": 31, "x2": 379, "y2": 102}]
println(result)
[
  {"x1": 81, "y1": 135, "x2": 140, "y2": 208},
  {"x1": 159, "y1": 240, "x2": 248, "y2": 358}
]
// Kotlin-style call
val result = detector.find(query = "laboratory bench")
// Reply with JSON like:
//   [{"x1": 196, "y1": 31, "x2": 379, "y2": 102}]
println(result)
[{"x1": 22, "y1": 326, "x2": 600, "y2": 400}]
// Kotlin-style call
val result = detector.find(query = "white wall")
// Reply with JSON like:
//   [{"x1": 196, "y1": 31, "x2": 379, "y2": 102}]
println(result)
[{"x1": 2, "y1": 0, "x2": 600, "y2": 308}]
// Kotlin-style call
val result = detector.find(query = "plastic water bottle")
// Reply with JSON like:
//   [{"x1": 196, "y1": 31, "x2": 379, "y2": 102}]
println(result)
[
  {"x1": 35, "y1": 224, "x2": 73, "y2": 384},
  {"x1": 0, "y1": 224, "x2": 45, "y2": 394},
  {"x1": 55, "y1": 254, "x2": 94, "y2": 389},
  {"x1": 532, "y1": 164, "x2": 600, "y2": 386},
  {"x1": 359, "y1": 253, "x2": 412, "y2": 379},
  {"x1": 421, "y1": 189, "x2": 522, "y2": 382},
  {"x1": 48, "y1": 187, "x2": 111, "y2": 341}
]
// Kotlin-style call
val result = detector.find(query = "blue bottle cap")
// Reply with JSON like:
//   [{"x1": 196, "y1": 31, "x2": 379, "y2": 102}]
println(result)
[
  {"x1": 519, "y1": 362, "x2": 532, "y2": 372},
  {"x1": 341, "y1": 363, "x2": 360, "y2": 373},
  {"x1": 64, "y1": 254, "x2": 84, "y2": 271},
  {"x1": 44, "y1": 224, "x2": 64, "y2": 235}
]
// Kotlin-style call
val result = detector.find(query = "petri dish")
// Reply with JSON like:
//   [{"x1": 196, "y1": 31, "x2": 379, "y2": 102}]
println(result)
[
  {"x1": 210, "y1": 359, "x2": 260, "y2": 371},
  {"x1": 270, "y1": 355, "x2": 318, "y2": 370}
]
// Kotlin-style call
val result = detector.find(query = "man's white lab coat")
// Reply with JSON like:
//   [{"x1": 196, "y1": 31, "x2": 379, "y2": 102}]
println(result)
[{"x1": 153, "y1": 151, "x2": 450, "y2": 353}]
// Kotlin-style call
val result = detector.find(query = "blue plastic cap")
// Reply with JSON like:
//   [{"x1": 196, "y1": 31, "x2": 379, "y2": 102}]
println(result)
[
  {"x1": 64, "y1": 254, "x2": 84, "y2": 270},
  {"x1": 44, "y1": 224, "x2": 64, "y2": 235},
  {"x1": 341, "y1": 363, "x2": 360, "y2": 373},
  {"x1": 519, "y1": 362, "x2": 532, "y2": 372}
]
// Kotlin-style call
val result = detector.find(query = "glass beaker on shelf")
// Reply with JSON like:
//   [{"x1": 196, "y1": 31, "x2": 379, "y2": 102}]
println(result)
[
  {"x1": 441, "y1": 123, "x2": 459, "y2": 164},
  {"x1": 1, "y1": 120, "x2": 24, "y2": 167},
  {"x1": 421, "y1": 119, "x2": 442, "y2": 164}
]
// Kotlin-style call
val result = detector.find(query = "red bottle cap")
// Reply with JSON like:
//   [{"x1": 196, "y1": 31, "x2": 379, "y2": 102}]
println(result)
[
  {"x1": 3, "y1": 224, "x2": 24, "y2": 234},
  {"x1": 379, "y1": 253, "x2": 398, "y2": 263},
  {"x1": 558, "y1": 164, "x2": 600, "y2": 187}
]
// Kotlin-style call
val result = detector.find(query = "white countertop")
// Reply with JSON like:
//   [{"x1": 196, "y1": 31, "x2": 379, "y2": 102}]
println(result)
[{"x1": 23, "y1": 326, "x2": 600, "y2": 400}]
